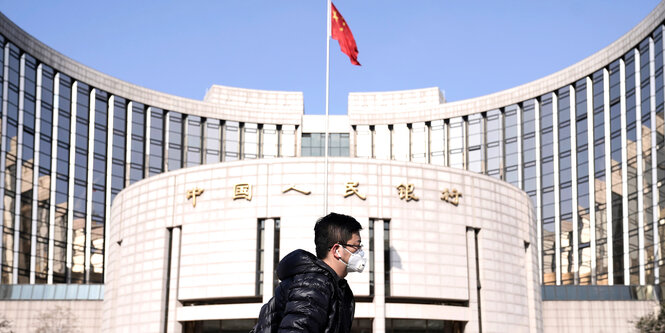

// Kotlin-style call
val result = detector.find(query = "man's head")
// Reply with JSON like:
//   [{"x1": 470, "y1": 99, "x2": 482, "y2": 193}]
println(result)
[
  {"x1": 314, "y1": 212, "x2": 362, "y2": 259},
  {"x1": 314, "y1": 212, "x2": 364, "y2": 278}
]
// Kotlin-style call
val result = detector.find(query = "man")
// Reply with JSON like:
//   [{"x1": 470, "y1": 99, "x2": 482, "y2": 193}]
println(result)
[{"x1": 252, "y1": 212, "x2": 366, "y2": 333}]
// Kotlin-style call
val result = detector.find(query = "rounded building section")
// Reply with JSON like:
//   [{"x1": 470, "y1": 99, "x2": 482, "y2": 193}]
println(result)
[{"x1": 103, "y1": 158, "x2": 538, "y2": 332}]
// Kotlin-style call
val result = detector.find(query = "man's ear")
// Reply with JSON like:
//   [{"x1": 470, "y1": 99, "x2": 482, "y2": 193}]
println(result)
[{"x1": 330, "y1": 244, "x2": 340, "y2": 259}]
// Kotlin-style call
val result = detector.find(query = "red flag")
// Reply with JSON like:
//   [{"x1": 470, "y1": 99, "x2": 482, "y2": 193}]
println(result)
[{"x1": 331, "y1": 2, "x2": 361, "y2": 66}]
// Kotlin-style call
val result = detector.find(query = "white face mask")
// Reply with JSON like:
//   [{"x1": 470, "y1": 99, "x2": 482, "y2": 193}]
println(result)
[{"x1": 337, "y1": 246, "x2": 367, "y2": 273}]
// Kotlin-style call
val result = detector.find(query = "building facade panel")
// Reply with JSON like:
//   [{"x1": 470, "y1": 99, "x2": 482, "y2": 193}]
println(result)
[{"x1": 105, "y1": 158, "x2": 538, "y2": 332}]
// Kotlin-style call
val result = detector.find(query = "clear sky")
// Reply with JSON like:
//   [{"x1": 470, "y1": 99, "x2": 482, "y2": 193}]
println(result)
[{"x1": 0, "y1": 1, "x2": 661, "y2": 115}]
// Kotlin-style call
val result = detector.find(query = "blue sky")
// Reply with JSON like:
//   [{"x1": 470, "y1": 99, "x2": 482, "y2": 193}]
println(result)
[{"x1": 0, "y1": 1, "x2": 660, "y2": 115}]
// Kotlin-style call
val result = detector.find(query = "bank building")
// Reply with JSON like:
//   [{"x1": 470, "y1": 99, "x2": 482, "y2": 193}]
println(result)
[{"x1": 0, "y1": 2, "x2": 663, "y2": 333}]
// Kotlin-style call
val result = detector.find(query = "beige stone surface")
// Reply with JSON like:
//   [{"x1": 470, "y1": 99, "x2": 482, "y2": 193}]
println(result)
[
  {"x1": 543, "y1": 300, "x2": 659, "y2": 333},
  {"x1": 0, "y1": 300, "x2": 102, "y2": 333}
]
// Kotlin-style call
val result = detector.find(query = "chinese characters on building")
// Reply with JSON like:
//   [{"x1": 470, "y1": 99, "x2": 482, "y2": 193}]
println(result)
[
  {"x1": 396, "y1": 184, "x2": 419, "y2": 201},
  {"x1": 344, "y1": 181, "x2": 366, "y2": 200},
  {"x1": 185, "y1": 182, "x2": 462, "y2": 206},
  {"x1": 282, "y1": 184, "x2": 311, "y2": 195},
  {"x1": 185, "y1": 187, "x2": 204, "y2": 207},
  {"x1": 441, "y1": 188, "x2": 462, "y2": 206},
  {"x1": 233, "y1": 183, "x2": 253, "y2": 201}
]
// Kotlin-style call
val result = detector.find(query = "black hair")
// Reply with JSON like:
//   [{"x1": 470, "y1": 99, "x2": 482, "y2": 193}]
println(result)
[{"x1": 314, "y1": 212, "x2": 362, "y2": 259}]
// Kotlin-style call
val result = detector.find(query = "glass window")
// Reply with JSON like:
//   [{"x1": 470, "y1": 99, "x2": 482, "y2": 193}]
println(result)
[
  {"x1": 467, "y1": 114, "x2": 484, "y2": 173},
  {"x1": 167, "y1": 111, "x2": 183, "y2": 170},
  {"x1": 186, "y1": 116, "x2": 202, "y2": 166},
  {"x1": 223, "y1": 121, "x2": 239, "y2": 161},
  {"x1": 557, "y1": 87, "x2": 574, "y2": 284},
  {"x1": 111, "y1": 96, "x2": 127, "y2": 201},
  {"x1": 429, "y1": 120, "x2": 445, "y2": 166},
  {"x1": 592, "y1": 69, "x2": 608, "y2": 284},
  {"x1": 148, "y1": 108, "x2": 165, "y2": 175},
  {"x1": 204, "y1": 119, "x2": 221, "y2": 163},
  {"x1": 129, "y1": 102, "x2": 146, "y2": 184},
  {"x1": 328, "y1": 133, "x2": 349, "y2": 157},
  {"x1": 243, "y1": 123, "x2": 259, "y2": 159},
  {"x1": 448, "y1": 117, "x2": 464, "y2": 169},
  {"x1": 301, "y1": 133, "x2": 324, "y2": 157},
  {"x1": 486, "y1": 110, "x2": 501, "y2": 179}
]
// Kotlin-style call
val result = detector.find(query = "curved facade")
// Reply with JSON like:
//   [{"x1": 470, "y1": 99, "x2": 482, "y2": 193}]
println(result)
[
  {"x1": 104, "y1": 158, "x2": 538, "y2": 332},
  {"x1": 0, "y1": 1, "x2": 662, "y2": 332}
]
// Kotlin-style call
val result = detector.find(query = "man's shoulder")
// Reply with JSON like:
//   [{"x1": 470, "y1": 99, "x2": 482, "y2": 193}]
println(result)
[{"x1": 289, "y1": 269, "x2": 336, "y2": 288}]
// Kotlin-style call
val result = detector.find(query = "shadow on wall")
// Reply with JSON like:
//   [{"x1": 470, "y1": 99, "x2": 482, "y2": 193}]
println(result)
[{"x1": 390, "y1": 246, "x2": 402, "y2": 270}]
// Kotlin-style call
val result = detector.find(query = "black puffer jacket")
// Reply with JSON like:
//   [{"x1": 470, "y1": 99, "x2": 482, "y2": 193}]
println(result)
[{"x1": 252, "y1": 249, "x2": 355, "y2": 333}]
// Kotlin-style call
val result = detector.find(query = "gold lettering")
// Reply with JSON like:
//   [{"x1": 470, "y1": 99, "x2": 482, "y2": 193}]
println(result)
[
  {"x1": 186, "y1": 187, "x2": 204, "y2": 207},
  {"x1": 282, "y1": 184, "x2": 311, "y2": 195},
  {"x1": 233, "y1": 184, "x2": 253, "y2": 201},
  {"x1": 396, "y1": 184, "x2": 419, "y2": 201},
  {"x1": 344, "y1": 181, "x2": 366, "y2": 200},
  {"x1": 441, "y1": 188, "x2": 462, "y2": 206}
]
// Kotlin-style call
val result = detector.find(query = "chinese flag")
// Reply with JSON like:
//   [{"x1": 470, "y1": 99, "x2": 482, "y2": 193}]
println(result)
[{"x1": 331, "y1": 2, "x2": 361, "y2": 66}]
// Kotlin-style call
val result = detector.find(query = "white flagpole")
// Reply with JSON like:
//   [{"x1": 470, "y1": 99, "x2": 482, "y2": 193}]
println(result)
[{"x1": 324, "y1": 0, "x2": 331, "y2": 215}]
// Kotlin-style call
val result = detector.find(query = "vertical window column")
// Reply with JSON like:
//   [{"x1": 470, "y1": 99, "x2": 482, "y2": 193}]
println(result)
[
  {"x1": 147, "y1": 107, "x2": 165, "y2": 176},
  {"x1": 355, "y1": 125, "x2": 372, "y2": 158},
  {"x1": 128, "y1": 102, "x2": 146, "y2": 185},
  {"x1": 521, "y1": 101, "x2": 537, "y2": 208},
  {"x1": 540, "y1": 94, "x2": 556, "y2": 285},
  {"x1": 31, "y1": 64, "x2": 51, "y2": 284},
  {"x1": 0, "y1": 38, "x2": 6, "y2": 284},
  {"x1": 575, "y1": 78, "x2": 593, "y2": 284},
  {"x1": 373, "y1": 125, "x2": 390, "y2": 160},
  {"x1": 391, "y1": 124, "x2": 409, "y2": 161},
  {"x1": 369, "y1": 218, "x2": 388, "y2": 333},
  {"x1": 243, "y1": 123, "x2": 258, "y2": 159},
  {"x1": 603, "y1": 68, "x2": 615, "y2": 285},
  {"x1": 68, "y1": 81, "x2": 90, "y2": 283},
  {"x1": 261, "y1": 124, "x2": 278, "y2": 158},
  {"x1": 51, "y1": 73, "x2": 71, "y2": 283},
  {"x1": 448, "y1": 117, "x2": 465, "y2": 170},
  {"x1": 109, "y1": 97, "x2": 127, "y2": 202},
  {"x1": 279, "y1": 125, "x2": 296, "y2": 157},
  {"x1": 608, "y1": 59, "x2": 625, "y2": 285},
  {"x1": 256, "y1": 218, "x2": 280, "y2": 301},
  {"x1": 36, "y1": 64, "x2": 54, "y2": 284},
  {"x1": 486, "y1": 110, "x2": 502, "y2": 179},
  {"x1": 635, "y1": 43, "x2": 649, "y2": 285},
  {"x1": 592, "y1": 69, "x2": 609, "y2": 284},
  {"x1": 534, "y1": 99, "x2": 542, "y2": 286},
  {"x1": 165, "y1": 111, "x2": 183, "y2": 171},
  {"x1": 467, "y1": 114, "x2": 484, "y2": 173},
  {"x1": 104, "y1": 95, "x2": 118, "y2": 286},
  {"x1": 429, "y1": 120, "x2": 445, "y2": 166},
  {"x1": 504, "y1": 105, "x2": 519, "y2": 187},
  {"x1": 204, "y1": 118, "x2": 221, "y2": 163},
  {"x1": 223, "y1": 121, "x2": 239, "y2": 162},
  {"x1": 17, "y1": 53, "x2": 36, "y2": 284},
  {"x1": 0, "y1": 43, "x2": 19, "y2": 284},
  {"x1": 640, "y1": 37, "x2": 656, "y2": 285},
  {"x1": 410, "y1": 122, "x2": 428, "y2": 163},
  {"x1": 558, "y1": 88, "x2": 574, "y2": 285},
  {"x1": 623, "y1": 51, "x2": 641, "y2": 285},
  {"x1": 89, "y1": 89, "x2": 108, "y2": 283},
  {"x1": 185, "y1": 115, "x2": 203, "y2": 167},
  {"x1": 569, "y1": 84, "x2": 581, "y2": 285},
  {"x1": 653, "y1": 26, "x2": 665, "y2": 285}
]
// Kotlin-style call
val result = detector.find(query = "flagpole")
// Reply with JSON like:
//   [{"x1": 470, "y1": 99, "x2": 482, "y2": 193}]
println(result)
[{"x1": 324, "y1": 0, "x2": 331, "y2": 215}]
